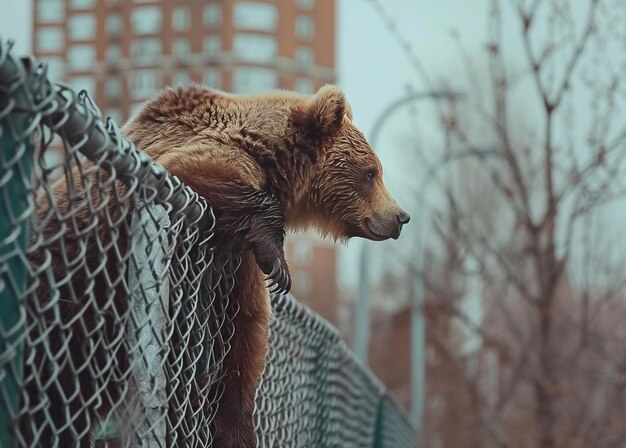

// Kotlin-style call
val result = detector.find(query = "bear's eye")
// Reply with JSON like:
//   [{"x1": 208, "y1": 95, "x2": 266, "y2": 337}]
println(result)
[{"x1": 366, "y1": 170, "x2": 376, "y2": 182}]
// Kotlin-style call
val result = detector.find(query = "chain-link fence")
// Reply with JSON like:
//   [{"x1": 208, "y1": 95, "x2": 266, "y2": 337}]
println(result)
[
  {"x1": 254, "y1": 295, "x2": 418, "y2": 448},
  {"x1": 0, "y1": 40, "x2": 418, "y2": 447}
]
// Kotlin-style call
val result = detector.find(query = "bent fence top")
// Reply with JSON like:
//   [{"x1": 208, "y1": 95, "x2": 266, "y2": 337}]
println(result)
[{"x1": 0, "y1": 40, "x2": 417, "y2": 447}]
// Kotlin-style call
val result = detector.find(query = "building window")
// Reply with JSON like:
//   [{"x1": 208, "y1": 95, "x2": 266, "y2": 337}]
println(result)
[
  {"x1": 233, "y1": 68, "x2": 277, "y2": 93},
  {"x1": 295, "y1": 79, "x2": 314, "y2": 94},
  {"x1": 296, "y1": 47, "x2": 313, "y2": 67},
  {"x1": 106, "y1": 77, "x2": 122, "y2": 97},
  {"x1": 233, "y1": 34, "x2": 277, "y2": 63},
  {"x1": 131, "y1": 38, "x2": 161, "y2": 61},
  {"x1": 45, "y1": 57, "x2": 65, "y2": 81},
  {"x1": 172, "y1": 71, "x2": 190, "y2": 87},
  {"x1": 69, "y1": 76, "x2": 95, "y2": 95},
  {"x1": 203, "y1": 4, "x2": 221, "y2": 27},
  {"x1": 234, "y1": 2, "x2": 277, "y2": 31},
  {"x1": 106, "y1": 44, "x2": 122, "y2": 61},
  {"x1": 38, "y1": 0, "x2": 64, "y2": 23},
  {"x1": 67, "y1": 45, "x2": 96, "y2": 71},
  {"x1": 68, "y1": 13, "x2": 96, "y2": 40},
  {"x1": 203, "y1": 69, "x2": 221, "y2": 88},
  {"x1": 203, "y1": 36, "x2": 221, "y2": 56},
  {"x1": 294, "y1": 241, "x2": 312, "y2": 265},
  {"x1": 296, "y1": 271, "x2": 311, "y2": 294},
  {"x1": 106, "y1": 15, "x2": 123, "y2": 36},
  {"x1": 37, "y1": 28, "x2": 64, "y2": 52},
  {"x1": 296, "y1": 15, "x2": 314, "y2": 39},
  {"x1": 172, "y1": 6, "x2": 191, "y2": 31},
  {"x1": 173, "y1": 39, "x2": 191, "y2": 58},
  {"x1": 70, "y1": 0, "x2": 95, "y2": 8},
  {"x1": 296, "y1": 0, "x2": 315, "y2": 9},
  {"x1": 130, "y1": 70, "x2": 161, "y2": 98},
  {"x1": 131, "y1": 7, "x2": 161, "y2": 34}
]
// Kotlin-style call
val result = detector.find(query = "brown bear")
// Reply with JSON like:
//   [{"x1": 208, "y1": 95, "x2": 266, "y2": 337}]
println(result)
[
  {"x1": 122, "y1": 84, "x2": 410, "y2": 447},
  {"x1": 27, "y1": 84, "x2": 409, "y2": 447}
]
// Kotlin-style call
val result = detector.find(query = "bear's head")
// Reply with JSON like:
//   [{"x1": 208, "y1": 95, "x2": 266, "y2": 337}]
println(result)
[{"x1": 290, "y1": 85, "x2": 410, "y2": 242}]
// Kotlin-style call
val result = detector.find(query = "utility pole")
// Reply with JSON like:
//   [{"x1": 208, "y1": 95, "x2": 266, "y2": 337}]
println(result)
[
  {"x1": 354, "y1": 91, "x2": 457, "y2": 364},
  {"x1": 353, "y1": 90, "x2": 498, "y2": 438}
]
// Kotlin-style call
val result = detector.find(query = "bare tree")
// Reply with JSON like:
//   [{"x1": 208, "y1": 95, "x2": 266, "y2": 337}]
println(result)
[
  {"x1": 407, "y1": 0, "x2": 626, "y2": 447},
  {"x1": 364, "y1": 0, "x2": 626, "y2": 444}
]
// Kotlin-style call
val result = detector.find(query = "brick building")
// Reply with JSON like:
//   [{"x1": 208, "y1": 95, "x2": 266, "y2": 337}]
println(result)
[
  {"x1": 32, "y1": 0, "x2": 339, "y2": 320},
  {"x1": 32, "y1": 0, "x2": 335, "y2": 122},
  {"x1": 284, "y1": 234, "x2": 338, "y2": 325}
]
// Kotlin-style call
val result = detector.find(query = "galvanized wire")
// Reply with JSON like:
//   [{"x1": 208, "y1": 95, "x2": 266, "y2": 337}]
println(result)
[
  {"x1": 0, "y1": 40, "x2": 418, "y2": 447},
  {"x1": 0, "y1": 40, "x2": 238, "y2": 448},
  {"x1": 254, "y1": 295, "x2": 418, "y2": 448}
]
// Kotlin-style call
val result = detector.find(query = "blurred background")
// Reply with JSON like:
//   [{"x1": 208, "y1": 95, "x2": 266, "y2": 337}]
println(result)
[{"x1": 3, "y1": 0, "x2": 626, "y2": 446}]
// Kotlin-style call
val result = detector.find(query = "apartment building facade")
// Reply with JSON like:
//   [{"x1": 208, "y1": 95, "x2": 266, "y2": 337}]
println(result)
[
  {"x1": 32, "y1": 0, "x2": 339, "y2": 322},
  {"x1": 33, "y1": 0, "x2": 336, "y2": 123}
]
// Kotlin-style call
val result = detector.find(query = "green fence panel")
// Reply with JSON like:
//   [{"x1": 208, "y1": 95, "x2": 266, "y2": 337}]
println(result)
[
  {"x1": 372, "y1": 399, "x2": 385, "y2": 448},
  {"x1": 0, "y1": 58, "x2": 33, "y2": 448}
]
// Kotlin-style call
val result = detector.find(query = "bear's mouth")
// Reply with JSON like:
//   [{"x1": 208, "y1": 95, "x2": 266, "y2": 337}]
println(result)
[{"x1": 364, "y1": 218, "x2": 400, "y2": 241}]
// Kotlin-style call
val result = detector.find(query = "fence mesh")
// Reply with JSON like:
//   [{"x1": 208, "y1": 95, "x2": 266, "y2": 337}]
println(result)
[
  {"x1": 0, "y1": 41, "x2": 418, "y2": 447},
  {"x1": 254, "y1": 295, "x2": 394, "y2": 448}
]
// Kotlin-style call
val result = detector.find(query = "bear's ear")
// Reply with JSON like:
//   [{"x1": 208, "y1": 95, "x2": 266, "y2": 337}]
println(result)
[{"x1": 291, "y1": 85, "x2": 348, "y2": 143}]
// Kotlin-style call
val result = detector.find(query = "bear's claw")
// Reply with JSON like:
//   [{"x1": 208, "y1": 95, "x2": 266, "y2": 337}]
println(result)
[
  {"x1": 264, "y1": 259, "x2": 291, "y2": 295},
  {"x1": 267, "y1": 259, "x2": 281, "y2": 280}
]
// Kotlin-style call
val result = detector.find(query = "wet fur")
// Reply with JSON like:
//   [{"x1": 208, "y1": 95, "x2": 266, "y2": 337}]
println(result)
[
  {"x1": 124, "y1": 85, "x2": 405, "y2": 446},
  {"x1": 27, "y1": 84, "x2": 404, "y2": 447}
]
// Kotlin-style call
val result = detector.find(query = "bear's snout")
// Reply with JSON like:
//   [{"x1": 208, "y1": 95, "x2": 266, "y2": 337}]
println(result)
[
  {"x1": 364, "y1": 207, "x2": 409, "y2": 241},
  {"x1": 393, "y1": 210, "x2": 410, "y2": 238},
  {"x1": 391, "y1": 209, "x2": 410, "y2": 239},
  {"x1": 396, "y1": 210, "x2": 410, "y2": 227}
]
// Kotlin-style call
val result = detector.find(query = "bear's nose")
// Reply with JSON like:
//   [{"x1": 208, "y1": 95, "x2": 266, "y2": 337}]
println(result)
[{"x1": 396, "y1": 210, "x2": 411, "y2": 226}]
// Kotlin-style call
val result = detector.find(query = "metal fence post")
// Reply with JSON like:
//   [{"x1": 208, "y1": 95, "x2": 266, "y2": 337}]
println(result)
[
  {"x1": 372, "y1": 399, "x2": 385, "y2": 448},
  {"x1": 0, "y1": 56, "x2": 32, "y2": 448}
]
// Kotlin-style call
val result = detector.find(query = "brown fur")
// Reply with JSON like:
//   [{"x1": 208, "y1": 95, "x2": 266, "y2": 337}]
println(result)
[{"x1": 30, "y1": 84, "x2": 407, "y2": 447}]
